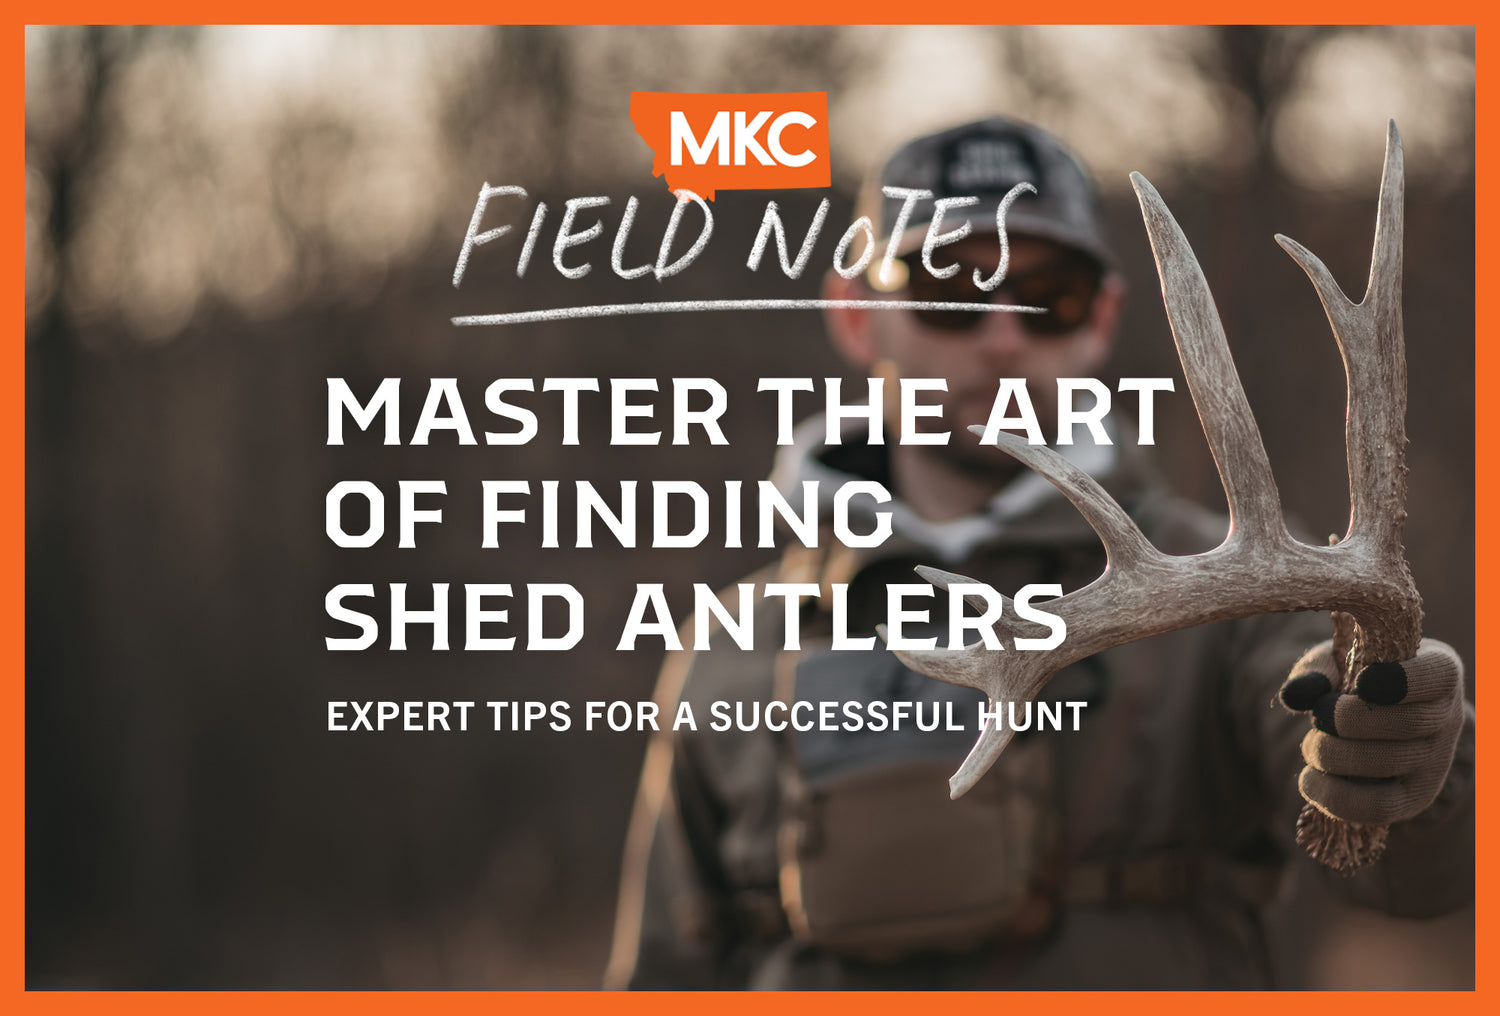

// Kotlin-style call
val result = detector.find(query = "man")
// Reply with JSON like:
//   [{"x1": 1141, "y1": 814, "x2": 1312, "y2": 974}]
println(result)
[{"x1": 606, "y1": 117, "x2": 1473, "y2": 989}]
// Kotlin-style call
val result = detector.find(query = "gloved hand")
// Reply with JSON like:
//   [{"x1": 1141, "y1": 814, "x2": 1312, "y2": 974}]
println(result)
[{"x1": 1278, "y1": 638, "x2": 1466, "y2": 825}]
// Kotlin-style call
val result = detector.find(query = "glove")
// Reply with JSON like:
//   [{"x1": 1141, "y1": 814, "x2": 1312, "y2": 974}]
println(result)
[{"x1": 1278, "y1": 638, "x2": 1466, "y2": 825}]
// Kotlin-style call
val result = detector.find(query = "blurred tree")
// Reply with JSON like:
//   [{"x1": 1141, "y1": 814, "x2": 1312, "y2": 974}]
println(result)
[{"x1": 27, "y1": 24, "x2": 148, "y2": 977}]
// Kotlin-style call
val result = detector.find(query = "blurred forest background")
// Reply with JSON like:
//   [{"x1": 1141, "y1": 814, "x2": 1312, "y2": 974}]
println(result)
[{"x1": 26, "y1": 26, "x2": 1474, "y2": 988}]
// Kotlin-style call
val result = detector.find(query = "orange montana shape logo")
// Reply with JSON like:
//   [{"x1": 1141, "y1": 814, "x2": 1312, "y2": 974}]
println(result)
[{"x1": 630, "y1": 92, "x2": 831, "y2": 200}]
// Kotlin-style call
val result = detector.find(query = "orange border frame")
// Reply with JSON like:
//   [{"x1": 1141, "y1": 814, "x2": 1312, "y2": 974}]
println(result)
[{"x1": 13, "y1": 7, "x2": 1490, "y2": 1008}]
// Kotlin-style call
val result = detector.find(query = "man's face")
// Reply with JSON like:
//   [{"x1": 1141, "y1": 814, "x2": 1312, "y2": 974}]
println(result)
[{"x1": 827, "y1": 233, "x2": 1123, "y2": 477}]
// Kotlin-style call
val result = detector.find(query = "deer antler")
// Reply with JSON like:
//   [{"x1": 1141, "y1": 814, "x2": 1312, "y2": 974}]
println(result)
[{"x1": 891, "y1": 122, "x2": 1420, "y2": 872}]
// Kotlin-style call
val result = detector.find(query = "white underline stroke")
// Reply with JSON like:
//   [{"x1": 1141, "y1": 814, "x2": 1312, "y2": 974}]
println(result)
[{"x1": 452, "y1": 300, "x2": 1047, "y2": 327}]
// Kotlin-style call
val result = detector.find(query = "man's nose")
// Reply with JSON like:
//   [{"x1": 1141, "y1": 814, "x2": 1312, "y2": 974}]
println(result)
[{"x1": 971, "y1": 307, "x2": 1032, "y2": 359}]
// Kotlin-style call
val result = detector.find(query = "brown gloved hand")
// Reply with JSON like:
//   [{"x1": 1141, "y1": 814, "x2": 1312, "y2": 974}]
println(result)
[{"x1": 1278, "y1": 638, "x2": 1466, "y2": 826}]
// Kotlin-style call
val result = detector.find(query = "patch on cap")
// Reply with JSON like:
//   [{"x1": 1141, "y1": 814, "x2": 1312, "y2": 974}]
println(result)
[{"x1": 940, "y1": 133, "x2": 1039, "y2": 196}]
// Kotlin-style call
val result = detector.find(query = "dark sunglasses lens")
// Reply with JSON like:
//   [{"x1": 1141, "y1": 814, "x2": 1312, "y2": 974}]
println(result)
[
  {"x1": 894, "y1": 257, "x2": 1102, "y2": 337},
  {"x1": 1011, "y1": 273, "x2": 1100, "y2": 335},
  {"x1": 903, "y1": 261, "x2": 990, "y2": 332}
]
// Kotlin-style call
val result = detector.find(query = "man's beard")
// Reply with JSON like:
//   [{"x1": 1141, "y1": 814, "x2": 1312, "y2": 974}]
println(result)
[
  {"x1": 918, "y1": 431, "x2": 1030, "y2": 487},
  {"x1": 913, "y1": 388, "x2": 1056, "y2": 488}
]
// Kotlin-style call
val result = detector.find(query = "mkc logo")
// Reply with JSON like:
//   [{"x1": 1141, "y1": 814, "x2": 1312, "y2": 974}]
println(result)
[
  {"x1": 670, "y1": 110, "x2": 818, "y2": 167},
  {"x1": 630, "y1": 91, "x2": 830, "y2": 199}
]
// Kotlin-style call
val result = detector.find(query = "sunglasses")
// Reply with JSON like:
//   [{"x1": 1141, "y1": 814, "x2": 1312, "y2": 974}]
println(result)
[{"x1": 871, "y1": 254, "x2": 1104, "y2": 336}]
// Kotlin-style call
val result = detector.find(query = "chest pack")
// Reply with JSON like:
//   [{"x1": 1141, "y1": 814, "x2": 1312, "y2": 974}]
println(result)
[{"x1": 769, "y1": 541, "x2": 1064, "y2": 959}]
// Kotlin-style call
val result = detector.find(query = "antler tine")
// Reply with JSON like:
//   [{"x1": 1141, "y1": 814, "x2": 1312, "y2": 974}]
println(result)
[
  {"x1": 1131, "y1": 173, "x2": 1291, "y2": 552},
  {"x1": 882, "y1": 567, "x2": 1028, "y2": 697},
  {"x1": 889, "y1": 563, "x2": 1073, "y2": 796},
  {"x1": 885, "y1": 566, "x2": 1043, "y2": 796},
  {"x1": 966, "y1": 426, "x2": 1160, "y2": 571},
  {"x1": 880, "y1": 631, "x2": 997, "y2": 696},
  {"x1": 1368, "y1": 119, "x2": 1406, "y2": 313},
  {"x1": 915, "y1": 565, "x2": 1010, "y2": 614},
  {"x1": 951, "y1": 722, "x2": 1020, "y2": 799},
  {"x1": 1276, "y1": 125, "x2": 1412, "y2": 596},
  {"x1": 1351, "y1": 122, "x2": 1412, "y2": 588}
]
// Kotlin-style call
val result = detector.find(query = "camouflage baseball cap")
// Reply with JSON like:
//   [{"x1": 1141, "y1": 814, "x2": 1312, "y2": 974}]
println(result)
[{"x1": 866, "y1": 116, "x2": 1113, "y2": 268}]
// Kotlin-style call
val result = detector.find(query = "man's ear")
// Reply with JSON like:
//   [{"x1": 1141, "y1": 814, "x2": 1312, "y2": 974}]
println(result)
[{"x1": 822, "y1": 269, "x2": 878, "y2": 368}]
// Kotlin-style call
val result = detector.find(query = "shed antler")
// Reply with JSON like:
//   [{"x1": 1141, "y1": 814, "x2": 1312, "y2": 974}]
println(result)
[{"x1": 892, "y1": 122, "x2": 1419, "y2": 872}]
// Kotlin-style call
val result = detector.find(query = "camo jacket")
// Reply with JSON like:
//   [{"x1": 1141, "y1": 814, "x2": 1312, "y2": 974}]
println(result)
[{"x1": 606, "y1": 418, "x2": 1475, "y2": 989}]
